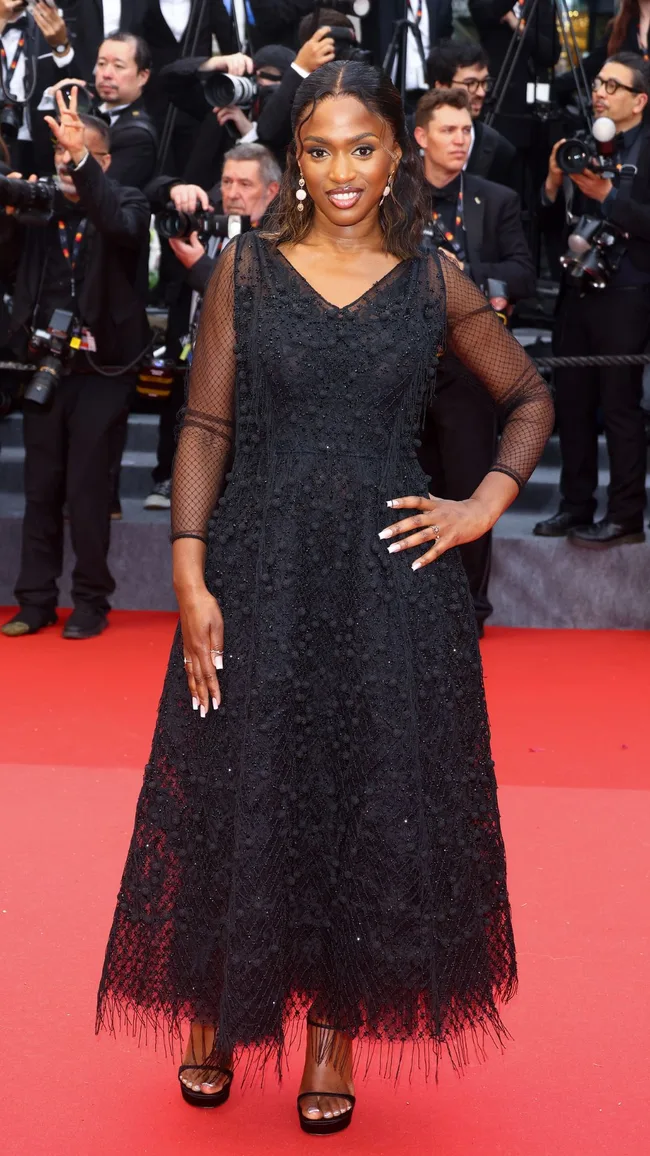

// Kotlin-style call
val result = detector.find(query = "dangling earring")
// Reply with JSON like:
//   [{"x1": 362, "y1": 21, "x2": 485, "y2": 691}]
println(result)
[
  {"x1": 380, "y1": 172, "x2": 395, "y2": 207},
  {"x1": 296, "y1": 173, "x2": 307, "y2": 212}
]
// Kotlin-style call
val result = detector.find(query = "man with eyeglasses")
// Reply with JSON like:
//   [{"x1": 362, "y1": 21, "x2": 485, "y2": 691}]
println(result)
[
  {"x1": 0, "y1": 87, "x2": 151, "y2": 640},
  {"x1": 426, "y1": 39, "x2": 516, "y2": 187},
  {"x1": 535, "y1": 52, "x2": 650, "y2": 548}
]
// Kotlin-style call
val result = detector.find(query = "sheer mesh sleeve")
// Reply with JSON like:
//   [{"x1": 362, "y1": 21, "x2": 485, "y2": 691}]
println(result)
[
  {"x1": 439, "y1": 253, "x2": 554, "y2": 489},
  {"x1": 170, "y1": 240, "x2": 237, "y2": 543}
]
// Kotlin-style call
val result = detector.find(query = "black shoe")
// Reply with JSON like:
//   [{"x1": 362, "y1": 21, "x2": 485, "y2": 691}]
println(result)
[
  {"x1": 568, "y1": 519, "x2": 645, "y2": 549},
  {"x1": 62, "y1": 608, "x2": 109, "y2": 640},
  {"x1": 1, "y1": 607, "x2": 57, "y2": 637},
  {"x1": 532, "y1": 512, "x2": 592, "y2": 537},
  {"x1": 178, "y1": 1064, "x2": 233, "y2": 1108}
]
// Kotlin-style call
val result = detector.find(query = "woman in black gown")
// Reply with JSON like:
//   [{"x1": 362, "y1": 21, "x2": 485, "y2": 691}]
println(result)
[{"x1": 97, "y1": 61, "x2": 554, "y2": 1135}]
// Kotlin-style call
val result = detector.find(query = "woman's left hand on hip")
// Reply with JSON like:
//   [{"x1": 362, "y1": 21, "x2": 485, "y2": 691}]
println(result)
[{"x1": 379, "y1": 493, "x2": 491, "y2": 571}]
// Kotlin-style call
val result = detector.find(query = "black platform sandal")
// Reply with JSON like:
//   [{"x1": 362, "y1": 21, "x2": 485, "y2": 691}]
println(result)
[
  {"x1": 297, "y1": 1017, "x2": 356, "y2": 1135},
  {"x1": 297, "y1": 1091, "x2": 356, "y2": 1135},
  {"x1": 178, "y1": 1064, "x2": 234, "y2": 1108}
]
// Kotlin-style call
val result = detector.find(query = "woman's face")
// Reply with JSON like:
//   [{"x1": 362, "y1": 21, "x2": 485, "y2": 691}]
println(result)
[{"x1": 297, "y1": 94, "x2": 401, "y2": 226}]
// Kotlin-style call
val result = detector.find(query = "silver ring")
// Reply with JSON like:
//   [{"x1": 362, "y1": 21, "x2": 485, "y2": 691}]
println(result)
[
  {"x1": 210, "y1": 649, "x2": 223, "y2": 656},
  {"x1": 183, "y1": 657, "x2": 192, "y2": 666},
  {"x1": 431, "y1": 525, "x2": 440, "y2": 534}
]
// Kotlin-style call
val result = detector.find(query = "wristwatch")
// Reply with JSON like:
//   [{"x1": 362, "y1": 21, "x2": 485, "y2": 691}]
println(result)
[{"x1": 52, "y1": 42, "x2": 71, "y2": 56}]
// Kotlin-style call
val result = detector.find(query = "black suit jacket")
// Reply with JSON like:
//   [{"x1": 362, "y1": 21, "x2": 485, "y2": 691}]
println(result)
[
  {"x1": 362, "y1": 0, "x2": 454, "y2": 71},
  {"x1": 108, "y1": 97, "x2": 159, "y2": 189},
  {"x1": 3, "y1": 157, "x2": 151, "y2": 366},
  {"x1": 426, "y1": 173, "x2": 535, "y2": 301},
  {"x1": 467, "y1": 120, "x2": 517, "y2": 189}
]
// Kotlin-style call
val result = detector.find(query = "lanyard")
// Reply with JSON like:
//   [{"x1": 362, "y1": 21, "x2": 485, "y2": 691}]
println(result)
[
  {"x1": 0, "y1": 29, "x2": 25, "y2": 98},
  {"x1": 409, "y1": 1, "x2": 423, "y2": 24},
  {"x1": 431, "y1": 180, "x2": 466, "y2": 261},
  {"x1": 57, "y1": 218, "x2": 88, "y2": 300},
  {"x1": 637, "y1": 26, "x2": 649, "y2": 60}
]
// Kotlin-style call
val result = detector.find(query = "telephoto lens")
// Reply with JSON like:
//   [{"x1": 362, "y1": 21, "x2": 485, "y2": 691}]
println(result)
[
  {"x1": 157, "y1": 208, "x2": 251, "y2": 241},
  {"x1": 0, "y1": 175, "x2": 56, "y2": 219},
  {"x1": 201, "y1": 72, "x2": 258, "y2": 109},
  {"x1": 556, "y1": 138, "x2": 592, "y2": 175},
  {"x1": 23, "y1": 353, "x2": 65, "y2": 408}
]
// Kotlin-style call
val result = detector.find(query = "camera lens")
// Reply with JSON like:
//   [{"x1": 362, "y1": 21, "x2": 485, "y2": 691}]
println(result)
[
  {"x1": 556, "y1": 139, "x2": 590, "y2": 175},
  {"x1": 157, "y1": 210, "x2": 197, "y2": 240},
  {"x1": 202, "y1": 73, "x2": 257, "y2": 109},
  {"x1": 23, "y1": 355, "x2": 63, "y2": 408}
]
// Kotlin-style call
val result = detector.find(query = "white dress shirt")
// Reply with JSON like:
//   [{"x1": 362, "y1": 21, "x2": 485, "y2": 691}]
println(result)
[
  {"x1": 1, "y1": 20, "x2": 74, "y2": 141},
  {"x1": 102, "y1": 0, "x2": 122, "y2": 39},
  {"x1": 160, "y1": 0, "x2": 192, "y2": 43}
]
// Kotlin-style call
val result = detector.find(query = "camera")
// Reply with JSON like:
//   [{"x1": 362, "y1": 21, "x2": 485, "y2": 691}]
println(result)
[
  {"x1": 24, "y1": 308, "x2": 75, "y2": 407},
  {"x1": 201, "y1": 71, "x2": 258, "y2": 110},
  {"x1": 556, "y1": 117, "x2": 618, "y2": 178},
  {"x1": 157, "y1": 208, "x2": 251, "y2": 242},
  {"x1": 329, "y1": 27, "x2": 373, "y2": 64},
  {"x1": 0, "y1": 175, "x2": 56, "y2": 222},
  {"x1": 0, "y1": 102, "x2": 22, "y2": 140},
  {"x1": 560, "y1": 215, "x2": 628, "y2": 290}
]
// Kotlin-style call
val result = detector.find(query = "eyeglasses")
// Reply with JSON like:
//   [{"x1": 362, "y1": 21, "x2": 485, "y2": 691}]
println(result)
[
  {"x1": 456, "y1": 76, "x2": 494, "y2": 95},
  {"x1": 592, "y1": 76, "x2": 641, "y2": 95}
]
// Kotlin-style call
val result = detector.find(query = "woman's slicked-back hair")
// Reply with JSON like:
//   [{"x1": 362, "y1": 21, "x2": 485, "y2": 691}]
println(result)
[{"x1": 263, "y1": 61, "x2": 428, "y2": 259}]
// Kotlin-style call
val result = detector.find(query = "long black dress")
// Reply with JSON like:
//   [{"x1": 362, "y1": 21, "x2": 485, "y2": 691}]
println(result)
[{"x1": 96, "y1": 233, "x2": 554, "y2": 1081}]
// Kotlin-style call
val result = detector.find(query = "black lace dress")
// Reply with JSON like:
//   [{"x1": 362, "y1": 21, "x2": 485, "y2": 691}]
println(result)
[{"x1": 96, "y1": 233, "x2": 553, "y2": 1081}]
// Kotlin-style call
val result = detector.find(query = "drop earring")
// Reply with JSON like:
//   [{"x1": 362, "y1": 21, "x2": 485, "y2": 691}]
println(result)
[
  {"x1": 296, "y1": 173, "x2": 307, "y2": 212},
  {"x1": 380, "y1": 172, "x2": 395, "y2": 206}
]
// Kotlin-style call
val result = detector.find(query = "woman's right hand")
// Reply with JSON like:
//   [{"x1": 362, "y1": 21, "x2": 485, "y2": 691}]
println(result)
[{"x1": 178, "y1": 587, "x2": 224, "y2": 717}]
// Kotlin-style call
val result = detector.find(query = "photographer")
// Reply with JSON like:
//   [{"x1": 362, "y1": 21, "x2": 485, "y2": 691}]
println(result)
[
  {"x1": 414, "y1": 87, "x2": 535, "y2": 632},
  {"x1": 143, "y1": 142, "x2": 280, "y2": 511},
  {"x1": 158, "y1": 43, "x2": 293, "y2": 188},
  {"x1": 255, "y1": 9, "x2": 358, "y2": 157},
  {"x1": 426, "y1": 39, "x2": 516, "y2": 187},
  {"x1": 0, "y1": 0, "x2": 77, "y2": 173},
  {"x1": 535, "y1": 53, "x2": 650, "y2": 548},
  {"x1": 0, "y1": 88, "x2": 151, "y2": 640}
]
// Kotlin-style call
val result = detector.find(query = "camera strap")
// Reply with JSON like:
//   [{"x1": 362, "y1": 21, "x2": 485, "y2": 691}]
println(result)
[
  {"x1": 0, "y1": 26, "x2": 26, "y2": 102},
  {"x1": 431, "y1": 176, "x2": 467, "y2": 263},
  {"x1": 57, "y1": 218, "x2": 88, "y2": 302}
]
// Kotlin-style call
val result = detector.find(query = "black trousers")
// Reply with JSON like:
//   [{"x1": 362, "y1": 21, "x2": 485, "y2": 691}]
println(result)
[
  {"x1": 16, "y1": 373, "x2": 134, "y2": 615},
  {"x1": 417, "y1": 359, "x2": 498, "y2": 625},
  {"x1": 554, "y1": 286, "x2": 650, "y2": 526}
]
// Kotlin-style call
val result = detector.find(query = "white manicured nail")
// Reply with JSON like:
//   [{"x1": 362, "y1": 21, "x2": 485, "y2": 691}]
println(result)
[
  {"x1": 212, "y1": 698, "x2": 219, "y2": 711},
  {"x1": 387, "y1": 543, "x2": 400, "y2": 553},
  {"x1": 192, "y1": 697, "x2": 199, "y2": 711},
  {"x1": 386, "y1": 500, "x2": 395, "y2": 507},
  {"x1": 378, "y1": 528, "x2": 393, "y2": 539},
  {"x1": 200, "y1": 704, "x2": 206, "y2": 718},
  {"x1": 215, "y1": 654, "x2": 224, "y2": 670},
  {"x1": 412, "y1": 560, "x2": 422, "y2": 571}
]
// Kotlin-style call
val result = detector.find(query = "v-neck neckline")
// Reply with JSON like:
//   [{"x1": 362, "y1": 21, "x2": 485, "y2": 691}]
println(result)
[{"x1": 273, "y1": 244, "x2": 413, "y2": 313}]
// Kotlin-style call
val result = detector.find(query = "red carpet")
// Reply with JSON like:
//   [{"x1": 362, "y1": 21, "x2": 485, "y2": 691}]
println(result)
[{"x1": 1, "y1": 613, "x2": 648, "y2": 1155}]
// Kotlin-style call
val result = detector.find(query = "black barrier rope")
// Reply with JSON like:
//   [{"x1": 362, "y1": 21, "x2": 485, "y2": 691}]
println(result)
[{"x1": 2, "y1": 353, "x2": 650, "y2": 374}]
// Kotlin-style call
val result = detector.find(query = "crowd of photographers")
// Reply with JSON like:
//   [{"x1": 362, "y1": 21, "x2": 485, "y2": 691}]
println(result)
[{"x1": 0, "y1": 0, "x2": 649, "y2": 639}]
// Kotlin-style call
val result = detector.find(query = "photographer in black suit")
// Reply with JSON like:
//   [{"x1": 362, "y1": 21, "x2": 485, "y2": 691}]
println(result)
[
  {"x1": 414, "y1": 87, "x2": 535, "y2": 631},
  {"x1": 535, "y1": 53, "x2": 650, "y2": 548},
  {"x1": 426, "y1": 39, "x2": 516, "y2": 187},
  {"x1": 142, "y1": 142, "x2": 280, "y2": 511},
  {"x1": 0, "y1": 0, "x2": 77, "y2": 173},
  {"x1": 0, "y1": 88, "x2": 151, "y2": 640},
  {"x1": 362, "y1": 0, "x2": 453, "y2": 106}
]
